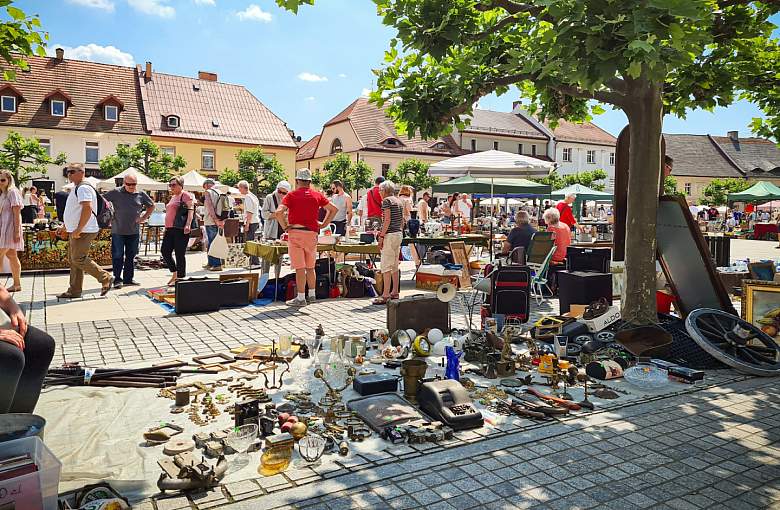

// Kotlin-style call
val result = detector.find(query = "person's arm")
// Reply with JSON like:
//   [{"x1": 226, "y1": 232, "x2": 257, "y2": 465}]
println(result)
[
  {"x1": 11, "y1": 205, "x2": 21, "y2": 244},
  {"x1": 345, "y1": 195, "x2": 353, "y2": 225},
  {"x1": 319, "y1": 202, "x2": 338, "y2": 230},
  {"x1": 275, "y1": 204, "x2": 289, "y2": 230},
  {"x1": 261, "y1": 196, "x2": 273, "y2": 221},
  {"x1": 0, "y1": 285, "x2": 26, "y2": 339},
  {"x1": 204, "y1": 190, "x2": 222, "y2": 227},
  {"x1": 138, "y1": 193, "x2": 154, "y2": 223},
  {"x1": 183, "y1": 193, "x2": 194, "y2": 234},
  {"x1": 378, "y1": 203, "x2": 391, "y2": 248}
]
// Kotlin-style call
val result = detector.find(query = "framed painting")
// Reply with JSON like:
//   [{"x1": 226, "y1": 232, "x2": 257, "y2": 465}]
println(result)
[{"x1": 742, "y1": 279, "x2": 780, "y2": 344}]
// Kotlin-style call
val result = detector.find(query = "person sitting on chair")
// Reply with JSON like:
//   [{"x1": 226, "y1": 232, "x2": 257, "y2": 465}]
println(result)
[
  {"x1": 501, "y1": 210, "x2": 536, "y2": 258},
  {"x1": 544, "y1": 207, "x2": 571, "y2": 266}
]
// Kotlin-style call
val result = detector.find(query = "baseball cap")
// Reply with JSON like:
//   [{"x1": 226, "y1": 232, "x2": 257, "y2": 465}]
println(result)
[
  {"x1": 295, "y1": 169, "x2": 312, "y2": 181},
  {"x1": 276, "y1": 180, "x2": 291, "y2": 192},
  {"x1": 203, "y1": 178, "x2": 215, "y2": 186}
]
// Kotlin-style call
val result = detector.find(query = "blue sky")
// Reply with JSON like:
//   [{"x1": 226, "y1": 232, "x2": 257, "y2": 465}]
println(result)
[{"x1": 14, "y1": 0, "x2": 776, "y2": 142}]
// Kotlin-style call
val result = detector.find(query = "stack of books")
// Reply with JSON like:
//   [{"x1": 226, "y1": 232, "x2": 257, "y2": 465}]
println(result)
[{"x1": 0, "y1": 452, "x2": 42, "y2": 510}]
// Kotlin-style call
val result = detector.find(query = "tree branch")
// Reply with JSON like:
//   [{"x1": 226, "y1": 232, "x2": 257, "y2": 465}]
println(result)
[
  {"x1": 475, "y1": 0, "x2": 535, "y2": 15},
  {"x1": 472, "y1": 14, "x2": 521, "y2": 40}
]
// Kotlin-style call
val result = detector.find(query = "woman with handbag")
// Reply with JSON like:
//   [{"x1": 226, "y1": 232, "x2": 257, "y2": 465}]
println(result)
[
  {"x1": 0, "y1": 171, "x2": 24, "y2": 292},
  {"x1": 162, "y1": 177, "x2": 195, "y2": 286}
]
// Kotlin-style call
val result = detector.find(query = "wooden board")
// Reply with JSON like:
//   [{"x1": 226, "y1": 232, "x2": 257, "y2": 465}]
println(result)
[
  {"x1": 449, "y1": 241, "x2": 472, "y2": 289},
  {"x1": 219, "y1": 272, "x2": 260, "y2": 301}
]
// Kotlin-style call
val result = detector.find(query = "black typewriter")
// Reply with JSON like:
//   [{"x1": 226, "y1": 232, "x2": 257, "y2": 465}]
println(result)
[{"x1": 418, "y1": 379, "x2": 483, "y2": 430}]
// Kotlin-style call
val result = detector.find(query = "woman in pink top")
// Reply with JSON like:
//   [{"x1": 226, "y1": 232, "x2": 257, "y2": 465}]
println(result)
[
  {"x1": 162, "y1": 176, "x2": 194, "y2": 286},
  {"x1": 543, "y1": 207, "x2": 571, "y2": 265},
  {"x1": 0, "y1": 171, "x2": 23, "y2": 292}
]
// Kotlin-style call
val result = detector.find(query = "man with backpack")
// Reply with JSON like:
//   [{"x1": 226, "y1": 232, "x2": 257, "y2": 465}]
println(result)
[
  {"x1": 202, "y1": 178, "x2": 228, "y2": 271},
  {"x1": 57, "y1": 163, "x2": 114, "y2": 299}
]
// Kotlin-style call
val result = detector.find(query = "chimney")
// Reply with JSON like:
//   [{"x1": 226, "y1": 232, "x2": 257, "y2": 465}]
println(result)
[
  {"x1": 144, "y1": 61, "x2": 152, "y2": 81},
  {"x1": 727, "y1": 130, "x2": 739, "y2": 142},
  {"x1": 55, "y1": 48, "x2": 64, "y2": 61},
  {"x1": 512, "y1": 101, "x2": 522, "y2": 112},
  {"x1": 198, "y1": 71, "x2": 218, "y2": 82}
]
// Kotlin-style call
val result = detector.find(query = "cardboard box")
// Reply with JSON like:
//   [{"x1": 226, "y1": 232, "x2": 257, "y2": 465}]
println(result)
[
  {"x1": 584, "y1": 305, "x2": 621, "y2": 332},
  {"x1": 415, "y1": 272, "x2": 460, "y2": 291}
]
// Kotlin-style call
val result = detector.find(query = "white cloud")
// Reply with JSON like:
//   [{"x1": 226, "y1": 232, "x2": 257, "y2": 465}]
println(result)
[
  {"x1": 48, "y1": 43, "x2": 135, "y2": 67},
  {"x1": 298, "y1": 72, "x2": 327, "y2": 82},
  {"x1": 305, "y1": 96, "x2": 315, "y2": 102},
  {"x1": 338, "y1": 73, "x2": 347, "y2": 78},
  {"x1": 66, "y1": 0, "x2": 115, "y2": 11},
  {"x1": 361, "y1": 88, "x2": 371, "y2": 98},
  {"x1": 236, "y1": 4, "x2": 272, "y2": 22},
  {"x1": 128, "y1": 0, "x2": 175, "y2": 18},
  {"x1": 194, "y1": 0, "x2": 215, "y2": 4}
]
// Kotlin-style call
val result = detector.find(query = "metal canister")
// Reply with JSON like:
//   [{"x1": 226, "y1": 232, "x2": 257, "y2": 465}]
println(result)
[{"x1": 175, "y1": 388, "x2": 190, "y2": 407}]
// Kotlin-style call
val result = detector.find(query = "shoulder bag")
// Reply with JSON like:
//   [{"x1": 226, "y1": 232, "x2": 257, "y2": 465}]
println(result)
[{"x1": 173, "y1": 194, "x2": 197, "y2": 230}]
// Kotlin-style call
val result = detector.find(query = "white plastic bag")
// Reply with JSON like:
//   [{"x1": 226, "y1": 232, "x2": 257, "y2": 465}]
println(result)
[{"x1": 207, "y1": 229, "x2": 229, "y2": 260}]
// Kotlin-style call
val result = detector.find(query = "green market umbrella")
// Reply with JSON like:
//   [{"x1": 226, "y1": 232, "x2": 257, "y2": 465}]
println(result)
[
  {"x1": 550, "y1": 183, "x2": 613, "y2": 220},
  {"x1": 432, "y1": 175, "x2": 550, "y2": 195},
  {"x1": 727, "y1": 181, "x2": 780, "y2": 202}
]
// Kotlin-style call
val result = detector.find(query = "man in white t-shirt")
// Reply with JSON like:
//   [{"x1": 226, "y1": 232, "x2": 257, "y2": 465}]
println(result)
[
  {"x1": 457, "y1": 194, "x2": 473, "y2": 221},
  {"x1": 57, "y1": 163, "x2": 113, "y2": 299},
  {"x1": 238, "y1": 180, "x2": 261, "y2": 266}
]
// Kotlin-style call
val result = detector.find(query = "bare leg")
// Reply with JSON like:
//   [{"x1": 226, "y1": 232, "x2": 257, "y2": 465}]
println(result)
[
  {"x1": 6, "y1": 250, "x2": 21, "y2": 289},
  {"x1": 295, "y1": 268, "x2": 306, "y2": 296},
  {"x1": 305, "y1": 268, "x2": 316, "y2": 291}
]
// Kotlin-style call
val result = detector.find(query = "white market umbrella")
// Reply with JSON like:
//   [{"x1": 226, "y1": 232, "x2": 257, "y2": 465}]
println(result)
[
  {"x1": 97, "y1": 167, "x2": 168, "y2": 191},
  {"x1": 180, "y1": 169, "x2": 209, "y2": 191},
  {"x1": 64, "y1": 176, "x2": 102, "y2": 190},
  {"x1": 429, "y1": 150, "x2": 554, "y2": 178}
]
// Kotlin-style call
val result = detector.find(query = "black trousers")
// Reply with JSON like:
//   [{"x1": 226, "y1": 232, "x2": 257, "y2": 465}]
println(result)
[
  {"x1": 161, "y1": 228, "x2": 190, "y2": 278},
  {"x1": 0, "y1": 326, "x2": 55, "y2": 414},
  {"x1": 332, "y1": 220, "x2": 347, "y2": 236}
]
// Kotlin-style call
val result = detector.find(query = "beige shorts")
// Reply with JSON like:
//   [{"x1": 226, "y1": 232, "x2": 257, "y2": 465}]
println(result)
[{"x1": 380, "y1": 232, "x2": 403, "y2": 273}]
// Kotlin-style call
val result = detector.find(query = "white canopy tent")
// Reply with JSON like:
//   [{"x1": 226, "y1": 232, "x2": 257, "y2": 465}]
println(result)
[
  {"x1": 96, "y1": 167, "x2": 168, "y2": 191},
  {"x1": 63, "y1": 176, "x2": 102, "y2": 190},
  {"x1": 180, "y1": 169, "x2": 239, "y2": 194},
  {"x1": 428, "y1": 150, "x2": 554, "y2": 178}
]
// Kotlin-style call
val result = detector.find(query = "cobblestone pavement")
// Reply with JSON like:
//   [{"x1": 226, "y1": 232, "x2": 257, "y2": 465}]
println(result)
[{"x1": 12, "y1": 245, "x2": 780, "y2": 510}]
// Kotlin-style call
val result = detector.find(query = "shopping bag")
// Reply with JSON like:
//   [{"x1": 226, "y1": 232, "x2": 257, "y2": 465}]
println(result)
[{"x1": 207, "y1": 229, "x2": 229, "y2": 260}]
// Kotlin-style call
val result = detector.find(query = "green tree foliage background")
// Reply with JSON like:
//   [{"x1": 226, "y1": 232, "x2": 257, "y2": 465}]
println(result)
[
  {"x1": 311, "y1": 153, "x2": 373, "y2": 193},
  {"x1": 100, "y1": 138, "x2": 186, "y2": 183},
  {"x1": 534, "y1": 169, "x2": 608, "y2": 191},
  {"x1": 702, "y1": 178, "x2": 752, "y2": 206},
  {"x1": 386, "y1": 158, "x2": 437, "y2": 198},
  {"x1": 220, "y1": 148, "x2": 287, "y2": 195},
  {"x1": 0, "y1": 1, "x2": 48, "y2": 81},
  {"x1": 0, "y1": 131, "x2": 66, "y2": 186}
]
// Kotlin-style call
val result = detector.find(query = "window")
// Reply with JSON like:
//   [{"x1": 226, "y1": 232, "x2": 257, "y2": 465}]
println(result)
[
  {"x1": 104, "y1": 105, "x2": 118, "y2": 122},
  {"x1": 586, "y1": 150, "x2": 596, "y2": 164},
  {"x1": 531, "y1": 144, "x2": 537, "y2": 156},
  {"x1": 470, "y1": 139, "x2": 476, "y2": 152},
  {"x1": 609, "y1": 152, "x2": 615, "y2": 166},
  {"x1": 38, "y1": 138, "x2": 51, "y2": 157},
  {"x1": 161, "y1": 146, "x2": 176, "y2": 157},
  {"x1": 85, "y1": 142, "x2": 99, "y2": 164},
  {"x1": 383, "y1": 138, "x2": 402, "y2": 147},
  {"x1": 493, "y1": 141, "x2": 499, "y2": 150},
  {"x1": 517, "y1": 143, "x2": 523, "y2": 154},
  {"x1": 432, "y1": 142, "x2": 446, "y2": 150},
  {"x1": 381, "y1": 163, "x2": 390, "y2": 177},
  {"x1": 166, "y1": 115, "x2": 180, "y2": 128},
  {"x1": 330, "y1": 138, "x2": 343, "y2": 154},
  {"x1": 51, "y1": 99, "x2": 66, "y2": 117},
  {"x1": 562, "y1": 147, "x2": 572, "y2": 162},
  {"x1": 201, "y1": 149, "x2": 215, "y2": 170},
  {"x1": 1, "y1": 96, "x2": 16, "y2": 113},
  {"x1": 684, "y1": 183, "x2": 691, "y2": 196}
]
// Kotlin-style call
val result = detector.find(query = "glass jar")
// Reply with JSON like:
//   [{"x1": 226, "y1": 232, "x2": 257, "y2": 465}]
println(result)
[{"x1": 259, "y1": 445, "x2": 293, "y2": 476}]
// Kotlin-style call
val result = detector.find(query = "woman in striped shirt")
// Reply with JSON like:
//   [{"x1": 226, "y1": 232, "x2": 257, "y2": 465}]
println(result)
[{"x1": 373, "y1": 180, "x2": 404, "y2": 304}]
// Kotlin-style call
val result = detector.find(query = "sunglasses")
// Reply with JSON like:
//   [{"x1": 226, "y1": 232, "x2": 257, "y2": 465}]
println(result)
[{"x1": 124, "y1": 182, "x2": 137, "y2": 187}]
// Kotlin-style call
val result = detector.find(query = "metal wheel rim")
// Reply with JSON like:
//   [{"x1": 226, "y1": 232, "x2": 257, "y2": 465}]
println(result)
[
  {"x1": 595, "y1": 331, "x2": 615, "y2": 342},
  {"x1": 685, "y1": 308, "x2": 780, "y2": 376}
]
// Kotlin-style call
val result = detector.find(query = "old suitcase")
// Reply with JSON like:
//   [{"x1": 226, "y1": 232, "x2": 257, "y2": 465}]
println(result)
[
  {"x1": 175, "y1": 277, "x2": 221, "y2": 314},
  {"x1": 490, "y1": 265, "x2": 531, "y2": 321},
  {"x1": 315, "y1": 275, "x2": 331, "y2": 300},
  {"x1": 219, "y1": 272, "x2": 259, "y2": 302},
  {"x1": 219, "y1": 279, "x2": 250, "y2": 307},
  {"x1": 387, "y1": 294, "x2": 449, "y2": 334}
]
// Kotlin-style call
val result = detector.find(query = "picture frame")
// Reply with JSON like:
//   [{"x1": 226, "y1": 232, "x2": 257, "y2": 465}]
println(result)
[{"x1": 741, "y1": 279, "x2": 780, "y2": 345}]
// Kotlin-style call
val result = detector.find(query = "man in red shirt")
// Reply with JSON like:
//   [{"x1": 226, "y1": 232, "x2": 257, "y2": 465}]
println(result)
[
  {"x1": 556, "y1": 193, "x2": 578, "y2": 229},
  {"x1": 365, "y1": 176, "x2": 385, "y2": 231},
  {"x1": 276, "y1": 169, "x2": 337, "y2": 307}
]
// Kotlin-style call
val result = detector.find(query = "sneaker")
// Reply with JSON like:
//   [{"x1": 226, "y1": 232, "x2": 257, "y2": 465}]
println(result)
[
  {"x1": 101, "y1": 276, "x2": 114, "y2": 296},
  {"x1": 306, "y1": 295, "x2": 316, "y2": 304},
  {"x1": 57, "y1": 292, "x2": 81, "y2": 299},
  {"x1": 124, "y1": 280, "x2": 141, "y2": 286},
  {"x1": 286, "y1": 297, "x2": 307, "y2": 307},
  {"x1": 209, "y1": 265, "x2": 224, "y2": 272},
  {"x1": 113, "y1": 281, "x2": 123, "y2": 289},
  {"x1": 202, "y1": 264, "x2": 212, "y2": 270}
]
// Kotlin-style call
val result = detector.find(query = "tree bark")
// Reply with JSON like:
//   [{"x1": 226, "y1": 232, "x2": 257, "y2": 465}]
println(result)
[{"x1": 621, "y1": 78, "x2": 664, "y2": 326}]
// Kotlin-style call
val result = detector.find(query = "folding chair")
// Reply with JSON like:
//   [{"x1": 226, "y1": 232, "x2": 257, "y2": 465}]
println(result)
[{"x1": 530, "y1": 246, "x2": 556, "y2": 305}]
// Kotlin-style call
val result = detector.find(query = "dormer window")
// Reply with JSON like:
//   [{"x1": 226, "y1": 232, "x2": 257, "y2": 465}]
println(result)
[
  {"x1": 432, "y1": 142, "x2": 447, "y2": 150},
  {"x1": 51, "y1": 100, "x2": 66, "y2": 117},
  {"x1": 166, "y1": 115, "x2": 180, "y2": 129},
  {"x1": 104, "y1": 105, "x2": 118, "y2": 122},
  {"x1": 382, "y1": 138, "x2": 403, "y2": 147},
  {"x1": 1, "y1": 96, "x2": 16, "y2": 113},
  {"x1": 330, "y1": 138, "x2": 343, "y2": 154}
]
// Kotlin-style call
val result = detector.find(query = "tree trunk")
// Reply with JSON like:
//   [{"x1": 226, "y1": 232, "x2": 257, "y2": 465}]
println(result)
[{"x1": 621, "y1": 78, "x2": 664, "y2": 326}]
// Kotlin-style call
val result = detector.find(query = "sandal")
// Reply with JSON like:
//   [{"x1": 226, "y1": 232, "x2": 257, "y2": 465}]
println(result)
[
  {"x1": 7, "y1": 286, "x2": 21, "y2": 293},
  {"x1": 390, "y1": 294, "x2": 400, "y2": 300},
  {"x1": 372, "y1": 297, "x2": 390, "y2": 305}
]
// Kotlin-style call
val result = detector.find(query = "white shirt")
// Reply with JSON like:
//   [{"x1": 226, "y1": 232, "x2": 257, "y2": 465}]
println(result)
[
  {"x1": 242, "y1": 192, "x2": 260, "y2": 224},
  {"x1": 64, "y1": 183, "x2": 99, "y2": 233},
  {"x1": 457, "y1": 198, "x2": 472, "y2": 218}
]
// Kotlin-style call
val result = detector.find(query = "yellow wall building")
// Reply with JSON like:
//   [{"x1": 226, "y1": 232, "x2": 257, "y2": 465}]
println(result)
[{"x1": 139, "y1": 66, "x2": 297, "y2": 180}]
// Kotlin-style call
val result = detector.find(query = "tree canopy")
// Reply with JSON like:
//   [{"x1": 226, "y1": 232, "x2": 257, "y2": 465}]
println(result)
[
  {"x1": 0, "y1": 1, "x2": 48, "y2": 81},
  {"x1": 312, "y1": 153, "x2": 373, "y2": 193},
  {"x1": 233, "y1": 148, "x2": 287, "y2": 195},
  {"x1": 385, "y1": 158, "x2": 437, "y2": 196},
  {"x1": 534, "y1": 169, "x2": 608, "y2": 192},
  {"x1": 278, "y1": 0, "x2": 780, "y2": 326},
  {"x1": 702, "y1": 178, "x2": 753, "y2": 206},
  {"x1": 100, "y1": 138, "x2": 186, "y2": 183},
  {"x1": 0, "y1": 131, "x2": 66, "y2": 186}
]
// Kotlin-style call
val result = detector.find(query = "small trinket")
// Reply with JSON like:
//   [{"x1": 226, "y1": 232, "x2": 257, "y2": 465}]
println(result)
[{"x1": 338, "y1": 441, "x2": 349, "y2": 456}]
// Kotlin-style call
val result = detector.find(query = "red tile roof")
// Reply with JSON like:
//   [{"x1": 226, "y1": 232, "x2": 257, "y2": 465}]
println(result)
[
  {"x1": 138, "y1": 69, "x2": 296, "y2": 148},
  {"x1": 313, "y1": 97, "x2": 465, "y2": 158},
  {"x1": 544, "y1": 118, "x2": 616, "y2": 146},
  {"x1": 0, "y1": 55, "x2": 144, "y2": 134},
  {"x1": 296, "y1": 135, "x2": 320, "y2": 161}
]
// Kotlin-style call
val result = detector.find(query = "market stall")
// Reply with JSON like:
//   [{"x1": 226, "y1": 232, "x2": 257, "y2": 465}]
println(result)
[{"x1": 19, "y1": 226, "x2": 112, "y2": 271}]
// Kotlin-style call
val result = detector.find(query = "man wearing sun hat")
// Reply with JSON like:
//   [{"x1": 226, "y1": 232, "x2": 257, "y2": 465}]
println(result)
[{"x1": 275, "y1": 169, "x2": 337, "y2": 307}]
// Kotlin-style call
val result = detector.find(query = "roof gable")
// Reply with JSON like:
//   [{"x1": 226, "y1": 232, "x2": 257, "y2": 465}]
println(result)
[
  {"x1": 663, "y1": 134, "x2": 743, "y2": 178},
  {"x1": 296, "y1": 134, "x2": 320, "y2": 161},
  {"x1": 0, "y1": 54, "x2": 144, "y2": 134},
  {"x1": 544, "y1": 118, "x2": 616, "y2": 146},
  {"x1": 710, "y1": 136, "x2": 780, "y2": 174},
  {"x1": 461, "y1": 109, "x2": 549, "y2": 140},
  {"x1": 138, "y1": 70, "x2": 296, "y2": 148}
]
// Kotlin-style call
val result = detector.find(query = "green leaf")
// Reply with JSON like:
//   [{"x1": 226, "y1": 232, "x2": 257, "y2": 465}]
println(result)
[{"x1": 6, "y1": 6, "x2": 25, "y2": 20}]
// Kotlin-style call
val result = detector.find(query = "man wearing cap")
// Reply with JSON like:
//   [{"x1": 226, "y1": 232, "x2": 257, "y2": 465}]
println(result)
[
  {"x1": 365, "y1": 176, "x2": 385, "y2": 231},
  {"x1": 57, "y1": 162, "x2": 114, "y2": 299},
  {"x1": 275, "y1": 169, "x2": 338, "y2": 307},
  {"x1": 260, "y1": 180, "x2": 290, "y2": 275},
  {"x1": 202, "y1": 178, "x2": 224, "y2": 271}
]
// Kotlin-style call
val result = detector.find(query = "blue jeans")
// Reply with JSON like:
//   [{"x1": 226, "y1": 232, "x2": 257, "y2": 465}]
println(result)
[
  {"x1": 205, "y1": 225, "x2": 223, "y2": 267},
  {"x1": 111, "y1": 233, "x2": 140, "y2": 283}
]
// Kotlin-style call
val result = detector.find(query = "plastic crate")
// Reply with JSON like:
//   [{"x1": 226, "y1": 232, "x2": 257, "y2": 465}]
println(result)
[{"x1": 0, "y1": 436, "x2": 61, "y2": 510}]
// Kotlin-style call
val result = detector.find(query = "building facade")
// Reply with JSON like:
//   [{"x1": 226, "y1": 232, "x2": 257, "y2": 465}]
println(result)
[
  {"x1": 0, "y1": 50, "x2": 146, "y2": 189},
  {"x1": 297, "y1": 97, "x2": 465, "y2": 183},
  {"x1": 664, "y1": 131, "x2": 780, "y2": 203},
  {"x1": 138, "y1": 66, "x2": 297, "y2": 179}
]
